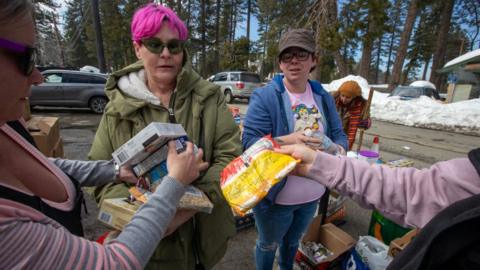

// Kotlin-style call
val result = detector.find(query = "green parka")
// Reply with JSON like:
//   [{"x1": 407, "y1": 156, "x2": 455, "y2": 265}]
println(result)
[{"x1": 88, "y1": 60, "x2": 241, "y2": 270}]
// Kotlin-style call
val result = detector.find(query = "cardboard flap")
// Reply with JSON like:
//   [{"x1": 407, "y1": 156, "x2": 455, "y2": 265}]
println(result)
[{"x1": 302, "y1": 216, "x2": 356, "y2": 262}]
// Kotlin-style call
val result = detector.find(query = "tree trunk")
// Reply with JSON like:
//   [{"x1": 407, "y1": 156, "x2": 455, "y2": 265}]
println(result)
[
  {"x1": 229, "y1": 0, "x2": 234, "y2": 43},
  {"x1": 388, "y1": 0, "x2": 419, "y2": 91},
  {"x1": 422, "y1": 57, "x2": 430, "y2": 80},
  {"x1": 214, "y1": 0, "x2": 221, "y2": 72},
  {"x1": 358, "y1": 11, "x2": 376, "y2": 79},
  {"x1": 430, "y1": 0, "x2": 455, "y2": 90},
  {"x1": 334, "y1": 51, "x2": 348, "y2": 77},
  {"x1": 384, "y1": 0, "x2": 402, "y2": 83},
  {"x1": 375, "y1": 35, "x2": 383, "y2": 83},
  {"x1": 91, "y1": 0, "x2": 106, "y2": 73},
  {"x1": 246, "y1": 0, "x2": 251, "y2": 53},
  {"x1": 200, "y1": 0, "x2": 207, "y2": 76},
  {"x1": 232, "y1": 1, "x2": 237, "y2": 42}
]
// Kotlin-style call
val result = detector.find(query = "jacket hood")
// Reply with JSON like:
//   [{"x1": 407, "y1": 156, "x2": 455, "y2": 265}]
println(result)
[{"x1": 103, "y1": 52, "x2": 218, "y2": 118}]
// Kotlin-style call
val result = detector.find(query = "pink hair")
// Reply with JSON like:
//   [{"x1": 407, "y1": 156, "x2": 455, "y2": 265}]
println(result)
[{"x1": 131, "y1": 3, "x2": 188, "y2": 42}]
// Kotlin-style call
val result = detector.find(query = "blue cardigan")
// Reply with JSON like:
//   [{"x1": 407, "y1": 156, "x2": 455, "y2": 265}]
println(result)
[{"x1": 242, "y1": 75, "x2": 348, "y2": 201}]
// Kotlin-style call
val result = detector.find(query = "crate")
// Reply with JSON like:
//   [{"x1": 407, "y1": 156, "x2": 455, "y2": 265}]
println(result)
[{"x1": 235, "y1": 212, "x2": 255, "y2": 231}]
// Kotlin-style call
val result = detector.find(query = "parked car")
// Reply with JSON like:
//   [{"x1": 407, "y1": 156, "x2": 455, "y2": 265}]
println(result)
[
  {"x1": 389, "y1": 86, "x2": 444, "y2": 101},
  {"x1": 30, "y1": 70, "x2": 109, "y2": 113},
  {"x1": 210, "y1": 71, "x2": 263, "y2": 103}
]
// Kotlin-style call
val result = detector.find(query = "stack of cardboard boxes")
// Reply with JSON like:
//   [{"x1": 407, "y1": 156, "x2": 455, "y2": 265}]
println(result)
[{"x1": 23, "y1": 100, "x2": 64, "y2": 158}]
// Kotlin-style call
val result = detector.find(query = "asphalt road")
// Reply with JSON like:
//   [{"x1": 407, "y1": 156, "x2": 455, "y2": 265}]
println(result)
[{"x1": 31, "y1": 103, "x2": 479, "y2": 270}]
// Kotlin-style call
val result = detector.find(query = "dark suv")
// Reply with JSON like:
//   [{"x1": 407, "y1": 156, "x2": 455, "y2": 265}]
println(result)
[
  {"x1": 210, "y1": 71, "x2": 262, "y2": 103},
  {"x1": 30, "y1": 70, "x2": 109, "y2": 113}
]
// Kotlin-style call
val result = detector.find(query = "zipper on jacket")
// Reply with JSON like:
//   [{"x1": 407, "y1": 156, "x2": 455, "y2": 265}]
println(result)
[{"x1": 168, "y1": 91, "x2": 177, "y2": 123}]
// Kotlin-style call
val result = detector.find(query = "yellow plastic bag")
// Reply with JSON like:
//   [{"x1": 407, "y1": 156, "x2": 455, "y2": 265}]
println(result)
[{"x1": 220, "y1": 136, "x2": 298, "y2": 216}]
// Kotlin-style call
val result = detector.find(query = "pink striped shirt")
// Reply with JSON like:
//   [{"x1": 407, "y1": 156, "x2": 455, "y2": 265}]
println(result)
[
  {"x1": 0, "y1": 124, "x2": 142, "y2": 269},
  {"x1": 0, "y1": 199, "x2": 141, "y2": 269}
]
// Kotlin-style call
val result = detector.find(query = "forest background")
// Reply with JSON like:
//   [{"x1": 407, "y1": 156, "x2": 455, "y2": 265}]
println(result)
[{"x1": 33, "y1": 0, "x2": 480, "y2": 91}]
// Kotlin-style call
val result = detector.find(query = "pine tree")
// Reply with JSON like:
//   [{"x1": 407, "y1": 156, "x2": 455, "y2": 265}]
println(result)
[
  {"x1": 388, "y1": 0, "x2": 420, "y2": 91},
  {"x1": 430, "y1": 0, "x2": 455, "y2": 90},
  {"x1": 32, "y1": 0, "x2": 64, "y2": 66},
  {"x1": 356, "y1": 0, "x2": 389, "y2": 81}
]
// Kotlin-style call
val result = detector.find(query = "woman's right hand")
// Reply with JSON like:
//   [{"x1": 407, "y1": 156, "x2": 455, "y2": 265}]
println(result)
[
  {"x1": 274, "y1": 131, "x2": 321, "y2": 146},
  {"x1": 274, "y1": 144, "x2": 317, "y2": 176},
  {"x1": 166, "y1": 141, "x2": 209, "y2": 185}
]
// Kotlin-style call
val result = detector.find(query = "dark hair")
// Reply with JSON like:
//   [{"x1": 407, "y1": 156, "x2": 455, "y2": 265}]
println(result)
[{"x1": 0, "y1": 0, "x2": 33, "y2": 25}]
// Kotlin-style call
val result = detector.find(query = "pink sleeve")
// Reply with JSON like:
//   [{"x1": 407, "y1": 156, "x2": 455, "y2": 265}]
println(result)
[
  {"x1": 307, "y1": 152, "x2": 480, "y2": 228},
  {"x1": 0, "y1": 219, "x2": 142, "y2": 270}
]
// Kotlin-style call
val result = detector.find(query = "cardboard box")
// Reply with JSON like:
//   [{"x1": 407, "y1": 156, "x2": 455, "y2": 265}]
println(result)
[
  {"x1": 98, "y1": 198, "x2": 140, "y2": 231},
  {"x1": 388, "y1": 229, "x2": 418, "y2": 257},
  {"x1": 52, "y1": 137, "x2": 64, "y2": 158},
  {"x1": 27, "y1": 116, "x2": 60, "y2": 156},
  {"x1": 296, "y1": 216, "x2": 356, "y2": 269},
  {"x1": 112, "y1": 122, "x2": 187, "y2": 167},
  {"x1": 132, "y1": 137, "x2": 189, "y2": 176},
  {"x1": 23, "y1": 99, "x2": 31, "y2": 121}
]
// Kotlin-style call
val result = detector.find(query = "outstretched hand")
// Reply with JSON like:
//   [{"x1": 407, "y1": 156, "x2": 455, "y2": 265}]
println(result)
[
  {"x1": 167, "y1": 141, "x2": 209, "y2": 186},
  {"x1": 274, "y1": 144, "x2": 316, "y2": 177}
]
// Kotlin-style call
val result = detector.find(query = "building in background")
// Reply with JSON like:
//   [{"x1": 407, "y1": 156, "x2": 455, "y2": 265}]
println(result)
[{"x1": 438, "y1": 49, "x2": 480, "y2": 103}]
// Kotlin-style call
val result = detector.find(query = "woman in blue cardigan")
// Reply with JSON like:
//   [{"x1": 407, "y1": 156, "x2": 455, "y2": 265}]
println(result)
[{"x1": 242, "y1": 29, "x2": 348, "y2": 270}]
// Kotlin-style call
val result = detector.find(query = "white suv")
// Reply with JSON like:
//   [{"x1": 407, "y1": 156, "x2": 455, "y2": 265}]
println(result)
[{"x1": 210, "y1": 71, "x2": 262, "y2": 103}]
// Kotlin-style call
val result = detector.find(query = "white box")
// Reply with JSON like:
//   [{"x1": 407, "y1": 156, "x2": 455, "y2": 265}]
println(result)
[{"x1": 112, "y1": 122, "x2": 187, "y2": 166}]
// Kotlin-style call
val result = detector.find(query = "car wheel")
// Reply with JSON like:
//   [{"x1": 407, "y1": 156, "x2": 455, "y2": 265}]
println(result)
[
  {"x1": 89, "y1": 96, "x2": 107, "y2": 114},
  {"x1": 224, "y1": 89, "x2": 234, "y2": 104}
]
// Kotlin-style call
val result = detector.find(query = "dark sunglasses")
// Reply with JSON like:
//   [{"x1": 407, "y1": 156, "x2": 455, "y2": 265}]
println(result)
[
  {"x1": 141, "y1": 38, "x2": 185, "y2": 55},
  {"x1": 280, "y1": 50, "x2": 311, "y2": 63},
  {"x1": 0, "y1": 37, "x2": 37, "y2": 76}
]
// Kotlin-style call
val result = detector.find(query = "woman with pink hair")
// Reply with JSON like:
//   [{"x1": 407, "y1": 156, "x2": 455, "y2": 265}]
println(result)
[{"x1": 89, "y1": 3, "x2": 242, "y2": 270}]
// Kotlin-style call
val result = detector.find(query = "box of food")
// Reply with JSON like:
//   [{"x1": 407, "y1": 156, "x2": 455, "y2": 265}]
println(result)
[
  {"x1": 112, "y1": 122, "x2": 187, "y2": 167},
  {"x1": 98, "y1": 198, "x2": 141, "y2": 231},
  {"x1": 295, "y1": 216, "x2": 356, "y2": 269},
  {"x1": 27, "y1": 116, "x2": 60, "y2": 156},
  {"x1": 132, "y1": 137, "x2": 189, "y2": 177}
]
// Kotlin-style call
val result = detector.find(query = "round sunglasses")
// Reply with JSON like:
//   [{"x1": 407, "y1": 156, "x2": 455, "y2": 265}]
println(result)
[
  {"x1": 0, "y1": 38, "x2": 37, "y2": 76},
  {"x1": 141, "y1": 38, "x2": 185, "y2": 55}
]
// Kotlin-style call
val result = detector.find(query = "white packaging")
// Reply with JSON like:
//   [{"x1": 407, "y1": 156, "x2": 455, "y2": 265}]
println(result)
[{"x1": 112, "y1": 122, "x2": 187, "y2": 167}]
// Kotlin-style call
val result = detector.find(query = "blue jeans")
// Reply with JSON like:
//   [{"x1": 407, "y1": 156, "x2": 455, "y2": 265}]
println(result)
[{"x1": 253, "y1": 200, "x2": 318, "y2": 270}]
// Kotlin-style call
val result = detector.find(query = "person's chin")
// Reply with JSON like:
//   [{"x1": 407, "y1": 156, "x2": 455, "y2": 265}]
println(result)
[{"x1": 153, "y1": 72, "x2": 177, "y2": 82}]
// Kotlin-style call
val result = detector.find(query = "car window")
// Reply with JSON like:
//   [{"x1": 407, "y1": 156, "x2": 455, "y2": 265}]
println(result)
[
  {"x1": 392, "y1": 87, "x2": 422, "y2": 98},
  {"x1": 241, "y1": 73, "x2": 261, "y2": 83},
  {"x1": 63, "y1": 73, "x2": 92, "y2": 84},
  {"x1": 90, "y1": 76, "x2": 107, "y2": 84},
  {"x1": 230, "y1": 73, "x2": 240, "y2": 81},
  {"x1": 213, "y1": 73, "x2": 227, "y2": 82},
  {"x1": 44, "y1": 73, "x2": 62, "y2": 83}
]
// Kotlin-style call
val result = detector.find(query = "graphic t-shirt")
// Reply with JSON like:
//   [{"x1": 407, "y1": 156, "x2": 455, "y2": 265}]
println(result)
[{"x1": 275, "y1": 82, "x2": 326, "y2": 205}]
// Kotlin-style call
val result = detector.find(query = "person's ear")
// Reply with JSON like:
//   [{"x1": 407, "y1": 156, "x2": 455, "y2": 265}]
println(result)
[
  {"x1": 311, "y1": 54, "x2": 318, "y2": 68},
  {"x1": 133, "y1": 41, "x2": 142, "y2": 60}
]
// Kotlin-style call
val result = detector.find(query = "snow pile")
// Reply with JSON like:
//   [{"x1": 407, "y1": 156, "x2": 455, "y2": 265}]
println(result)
[
  {"x1": 371, "y1": 95, "x2": 480, "y2": 135},
  {"x1": 409, "y1": 80, "x2": 436, "y2": 89},
  {"x1": 323, "y1": 75, "x2": 480, "y2": 136},
  {"x1": 323, "y1": 75, "x2": 372, "y2": 99}
]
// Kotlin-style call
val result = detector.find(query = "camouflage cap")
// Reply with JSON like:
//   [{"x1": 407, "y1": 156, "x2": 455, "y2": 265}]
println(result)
[{"x1": 278, "y1": 29, "x2": 316, "y2": 56}]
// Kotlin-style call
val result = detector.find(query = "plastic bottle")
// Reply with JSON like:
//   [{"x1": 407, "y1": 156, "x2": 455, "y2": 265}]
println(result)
[{"x1": 371, "y1": 136, "x2": 380, "y2": 154}]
